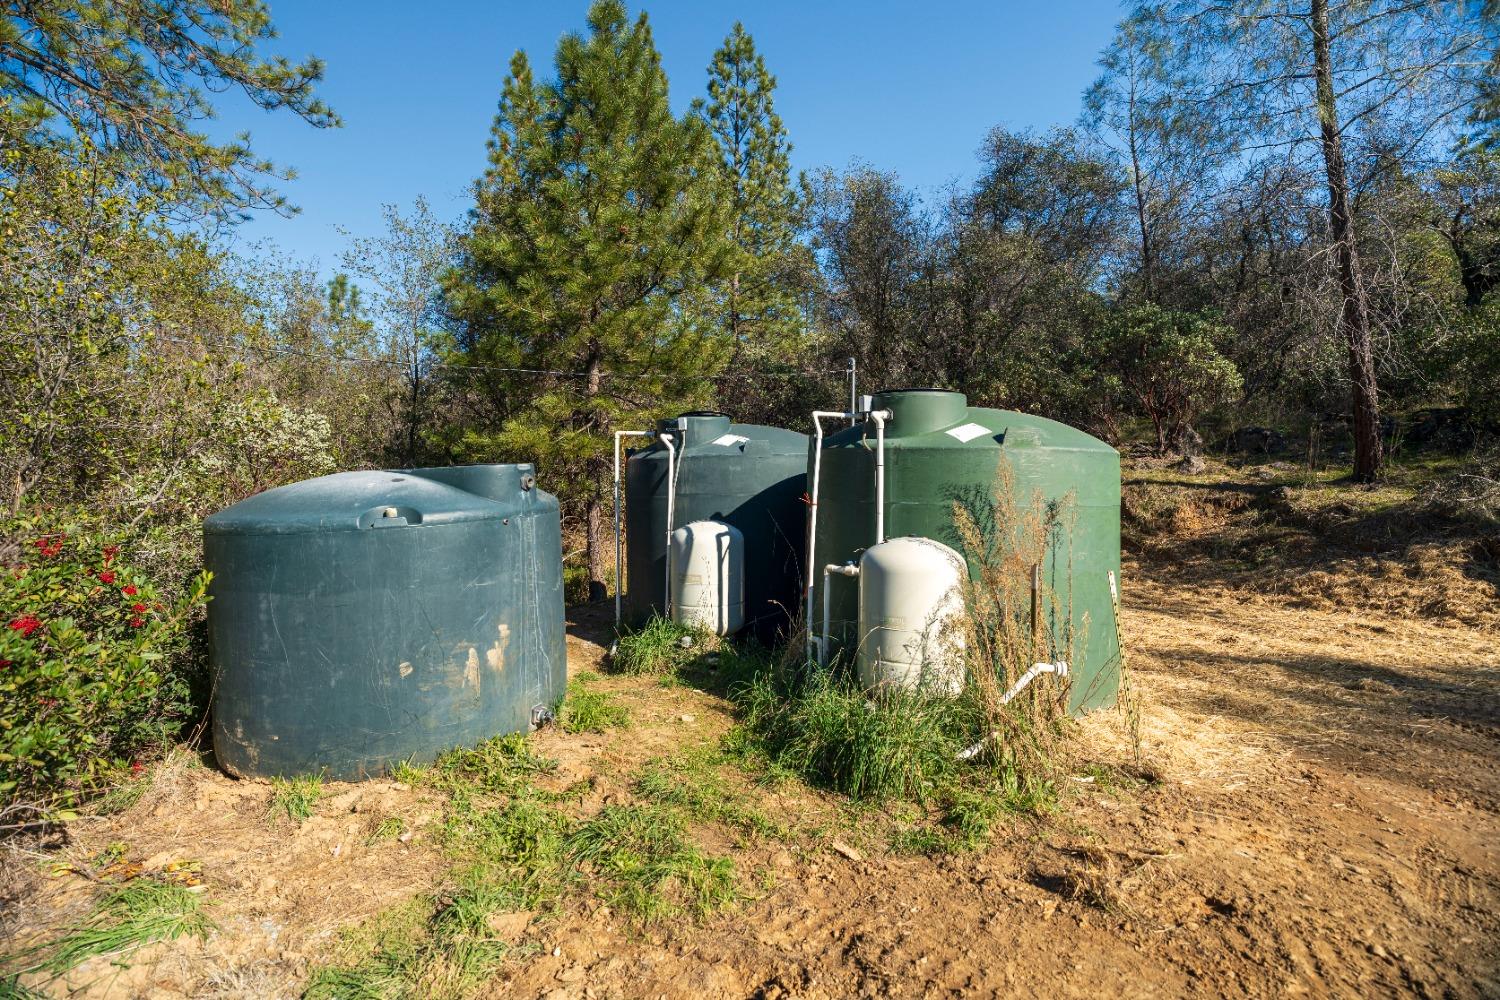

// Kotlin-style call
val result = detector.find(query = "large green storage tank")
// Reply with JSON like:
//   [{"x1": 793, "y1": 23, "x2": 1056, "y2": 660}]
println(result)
[
  {"x1": 205, "y1": 464, "x2": 566, "y2": 780},
  {"x1": 624, "y1": 412, "x2": 807, "y2": 640},
  {"x1": 811, "y1": 389, "x2": 1121, "y2": 713}
]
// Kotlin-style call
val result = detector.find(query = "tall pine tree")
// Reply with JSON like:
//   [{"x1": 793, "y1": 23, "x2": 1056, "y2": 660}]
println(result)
[
  {"x1": 444, "y1": 0, "x2": 730, "y2": 599},
  {"x1": 700, "y1": 23, "x2": 809, "y2": 365}
]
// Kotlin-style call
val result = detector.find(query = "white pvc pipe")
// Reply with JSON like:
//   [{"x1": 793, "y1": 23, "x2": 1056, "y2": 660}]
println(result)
[
  {"x1": 659, "y1": 431, "x2": 677, "y2": 619},
  {"x1": 613, "y1": 430, "x2": 653, "y2": 627},
  {"x1": 955, "y1": 661, "x2": 1071, "y2": 761},
  {"x1": 868, "y1": 409, "x2": 891, "y2": 544},
  {"x1": 821, "y1": 563, "x2": 860, "y2": 665},
  {"x1": 805, "y1": 410, "x2": 858, "y2": 663}
]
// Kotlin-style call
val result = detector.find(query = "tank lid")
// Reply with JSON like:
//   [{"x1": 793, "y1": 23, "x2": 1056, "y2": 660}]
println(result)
[
  {"x1": 871, "y1": 389, "x2": 969, "y2": 438},
  {"x1": 205, "y1": 465, "x2": 528, "y2": 535},
  {"x1": 660, "y1": 411, "x2": 734, "y2": 448}
]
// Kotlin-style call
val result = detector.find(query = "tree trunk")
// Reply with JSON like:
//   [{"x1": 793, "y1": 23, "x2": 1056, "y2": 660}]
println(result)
[
  {"x1": 1311, "y1": 0, "x2": 1383, "y2": 482},
  {"x1": 584, "y1": 350, "x2": 609, "y2": 602},
  {"x1": 406, "y1": 351, "x2": 420, "y2": 467},
  {"x1": 1126, "y1": 71, "x2": 1156, "y2": 302}
]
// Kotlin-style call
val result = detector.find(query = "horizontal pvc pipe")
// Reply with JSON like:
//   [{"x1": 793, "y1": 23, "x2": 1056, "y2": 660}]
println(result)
[{"x1": 955, "y1": 661, "x2": 1071, "y2": 761}]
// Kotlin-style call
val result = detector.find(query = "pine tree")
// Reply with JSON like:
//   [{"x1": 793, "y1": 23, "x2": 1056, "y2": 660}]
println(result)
[
  {"x1": 700, "y1": 23, "x2": 810, "y2": 364},
  {"x1": 444, "y1": 0, "x2": 730, "y2": 599}
]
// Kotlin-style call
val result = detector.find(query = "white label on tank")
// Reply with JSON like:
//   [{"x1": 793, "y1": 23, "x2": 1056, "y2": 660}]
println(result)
[
  {"x1": 710, "y1": 433, "x2": 749, "y2": 447},
  {"x1": 946, "y1": 422, "x2": 991, "y2": 443}
]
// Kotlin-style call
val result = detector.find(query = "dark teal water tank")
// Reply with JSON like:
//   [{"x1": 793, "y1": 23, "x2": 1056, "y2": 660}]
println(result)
[
  {"x1": 204, "y1": 464, "x2": 566, "y2": 780},
  {"x1": 624, "y1": 412, "x2": 807, "y2": 640}
]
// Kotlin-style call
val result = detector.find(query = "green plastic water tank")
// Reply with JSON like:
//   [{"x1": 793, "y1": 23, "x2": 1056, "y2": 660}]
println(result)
[
  {"x1": 204, "y1": 464, "x2": 566, "y2": 780},
  {"x1": 812, "y1": 389, "x2": 1121, "y2": 713},
  {"x1": 624, "y1": 412, "x2": 807, "y2": 640}
]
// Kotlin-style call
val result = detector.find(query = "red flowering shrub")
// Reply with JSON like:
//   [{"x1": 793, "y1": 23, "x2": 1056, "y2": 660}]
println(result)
[{"x1": 0, "y1": 520, "x2": 210, "y2": 805}]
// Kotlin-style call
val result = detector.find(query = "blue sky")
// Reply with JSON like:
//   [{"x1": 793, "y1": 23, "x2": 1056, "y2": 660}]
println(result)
[{"x1": 220, "y1": 1, "x2": 1125, "y2": 271}]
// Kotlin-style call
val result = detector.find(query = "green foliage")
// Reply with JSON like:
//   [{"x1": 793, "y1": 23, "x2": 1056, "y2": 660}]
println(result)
[
  {"x1": 442, "y1": 792, "x2": 574, "y2": 913},
  {"x1": 428, "y1": 733, "x2": 557, "y2": 795},
  {"x1": 0, "y1": 522, "x2": 209, "y2": 808},
  {"x1": 2, "y1": 878, "x2": 212, "y2": 982},
  {"x1": 609, "y1": 615, "x2": 715, "y2": 676},
  {"x1": 557, "y1": 677, "x2": 630, "y2": 734},
  {"x1": 696, "y1": 21, "x2": 814, "y2": 413},
  {"x1": 1091, "y1": 303, "x2": 1242, "y2": 454},
  {"x1": 368, "y1": 817, "x2": 407, "y2": 844},
  {"x1": 267, "y1": 775, "x2": 323, "y2": 825},
  {"x1": 302, "y1": 891, "x2": 511, "y2": 1000},
  {"x1": 735, "y1": 667, "x2": 978, "y2": 803},
  {"x1": 566, "y1": 803, "x2": 737, "y2": 923},
  {"x1": 632, "y1": 753, "x2": 787, "y2": 840},
  {"x1": 339, "y1": 198, "x2": 458, "y2": 468},
  {"x1": 1436, "y1": 296, "x2": 1500, "y2": 429},
  {"x1": 443, "y1": 0, "x2": 733, "y2": 590},
  {"x1": 0, "y1": 1, "x2": 337, "y2": 217}
]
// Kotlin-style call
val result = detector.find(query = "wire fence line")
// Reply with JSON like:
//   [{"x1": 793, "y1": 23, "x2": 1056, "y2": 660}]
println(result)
[{"x1": 155, "y1": 331, "x2": 854, "y2": 385}]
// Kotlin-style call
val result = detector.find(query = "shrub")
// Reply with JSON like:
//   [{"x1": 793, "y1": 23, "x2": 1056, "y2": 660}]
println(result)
[{"x1": 0, "y1": 520, "x2": 210, "y2": 812}]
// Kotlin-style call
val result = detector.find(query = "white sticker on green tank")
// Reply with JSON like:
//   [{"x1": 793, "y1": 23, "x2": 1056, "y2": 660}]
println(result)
[
  {"x1": 946, "y1": 422, "x2": 991, "y2": 443},
  {"x1": 710, "y1": 433, "x2": 749, "y2": 447}
]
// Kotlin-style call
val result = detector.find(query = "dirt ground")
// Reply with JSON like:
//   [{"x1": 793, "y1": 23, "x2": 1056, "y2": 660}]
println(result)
[{"x1": 3, "y1": 558, "x2": 1498, "y2": 998}]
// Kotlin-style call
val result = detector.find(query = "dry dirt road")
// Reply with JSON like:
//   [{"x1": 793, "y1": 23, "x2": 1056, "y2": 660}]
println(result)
[{"x1": 4, "y1": 568, "x2": 1498, "y2": 999}]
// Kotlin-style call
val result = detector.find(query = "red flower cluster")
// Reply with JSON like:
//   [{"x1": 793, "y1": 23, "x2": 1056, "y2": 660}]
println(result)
[
  {"x1": 98, "y1": 570, "x2": 116, "y2": 584},
  {"x1": 34, "y1": 535, "x2": 64, "y2": 558},
  {"x1": 103, "y1": 545, "x2": 120, "y2": 565},
  {"x1": 122, "y1": 584, "x2": 138, "y2": 596},
  {"x1": 129, "y1": 615, "x2": 146, "y2": 628},
  {"x1": 8, "y1": 616, "x2": 41, "y2": 638},
  {"x1": 131, "y1": 602, "x2": 147, "y2": 613}
]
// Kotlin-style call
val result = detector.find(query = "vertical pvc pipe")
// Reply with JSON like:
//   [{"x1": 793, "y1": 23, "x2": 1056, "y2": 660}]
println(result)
[
  {"x1": 659, "y1": 432, "x2": 677, "y2": 619},
  {"x1": 612, "y1": 430, "x2": 651, "y2": 628},
  {"x1": 869, "y1": 410, "x2": 890, "y2": 545},
  {"x1": 821, "y1": 562, "x2": 860, "y2": 665},
  {"x1": 847, "y1": 358, "x2": 857, "y2": 428},
  {"x1": 805, "y1": 416, "x2": 827, "y2": 663},
  {"x1": 806, "y1": 410, "x2": 855, "y2": 663}
]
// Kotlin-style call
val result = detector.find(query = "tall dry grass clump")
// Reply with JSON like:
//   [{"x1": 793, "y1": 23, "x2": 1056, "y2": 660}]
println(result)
[{"x1": 952, "y1": 460, "x2": 1082, "y2": 772}]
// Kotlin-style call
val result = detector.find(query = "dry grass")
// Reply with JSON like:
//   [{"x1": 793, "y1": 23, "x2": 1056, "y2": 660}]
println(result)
[
  {"x1": 1122, "y1": 455, "x2": 1500, "y2": 630},
  {"x1": 952, "y1": 461, "x2": 1083, "y2": 770}
]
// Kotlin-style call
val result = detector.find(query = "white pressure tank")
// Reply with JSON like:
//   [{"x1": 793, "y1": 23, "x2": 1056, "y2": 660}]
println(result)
[
  {"x1": 669, "y1": 520, "x2": 745, "y2": 635},
  {"x1": 857, "y1": 536, "x2": 967, "y2": 694}
]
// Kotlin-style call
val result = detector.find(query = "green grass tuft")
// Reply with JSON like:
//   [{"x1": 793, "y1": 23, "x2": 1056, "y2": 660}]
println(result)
[
  {"x1": 430, "y1": 733, "x2": 557, "y2": 795},
  {"x1": 557, "y1": 678, "x2": 630, "y2": 734},
  {"x1": 267, "y1": 774, "x2": 322, "y2": 825},
  {"x1": 566, "y1": 803, "x2": 737, "y2": 923},
  {"x1": 735, "y1": 668, "x2": 977, "y2": 802},
  {"x1": 632, "y1": 753, "x2": 788, "y2": 841},
  {"x1": 367, "y1": 817, "x2": 407, "y2": 845},
  {"x1": 888, "y1": 825, "x2": 949, "y2": 856},
  {"x1": 609, "y1": 616, "x2": 711, "y2": 676},
  {"x1": 443, "y1": 792, "x2": 574, "y2": 912},
  {"x1": 4, "y1": 878, "x2": 213, "y2": 981}
]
